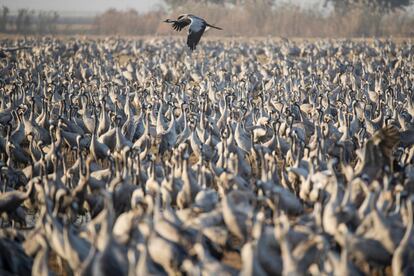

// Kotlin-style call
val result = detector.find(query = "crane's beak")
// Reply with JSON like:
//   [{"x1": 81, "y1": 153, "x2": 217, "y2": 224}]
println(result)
[{"x1": 163, "y1": 19, "x2": 171, "y2": 23}]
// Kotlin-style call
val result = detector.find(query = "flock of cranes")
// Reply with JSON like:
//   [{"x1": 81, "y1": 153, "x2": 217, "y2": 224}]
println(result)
[{"x1": 0, "y1": 36, "x2": 413, "y2": 275}]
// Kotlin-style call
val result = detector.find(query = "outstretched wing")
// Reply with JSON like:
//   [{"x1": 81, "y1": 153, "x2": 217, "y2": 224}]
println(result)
[
  {"x1": 187, "y1": 18, "x2": 207, "y2": 51},
  {"x1": 172, "y1": 17, "x2": 191, "y2": 32}
]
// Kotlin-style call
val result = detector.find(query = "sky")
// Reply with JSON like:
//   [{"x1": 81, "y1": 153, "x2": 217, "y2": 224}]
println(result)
[
  {"x1": 3, "y1": 0, "x2": 410, "y2": 15},
  {"x1": 2, "y1": 0, "x2": 164, "y2": 15},
  {"x1": 2, "y1": 0, "x2": 325, "y2": 13}
]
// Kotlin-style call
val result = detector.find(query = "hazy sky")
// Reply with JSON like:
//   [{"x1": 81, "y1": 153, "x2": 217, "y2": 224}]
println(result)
[
  {"x1": 2, "y1": 0, "x2": 326, "y2": 12},
  {"x1": 9, "y1": 0, "x2": 410, "y2": 15},
  {"x1": 2, "y1": 0, "x2": 164, "y2": 14},
  {"x1": 3, "y1": 0, "x2": 413, "y2": 13}
]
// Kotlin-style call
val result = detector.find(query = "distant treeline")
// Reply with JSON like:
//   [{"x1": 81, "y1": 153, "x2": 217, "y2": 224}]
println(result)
[
  {"x1": 0, "y1": 7, "x2": 61, "y2": 34},
  {"x1": 1, "y1": 0, "x2": 414, "y2": 37},
  {"x1": 94, "y1": 9, "x2": 164, "y2": 35}
]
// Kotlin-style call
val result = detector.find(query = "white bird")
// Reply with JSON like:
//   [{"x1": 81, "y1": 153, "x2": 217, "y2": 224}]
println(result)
[{"x1": 164, "y1": 14, "x2": 223, "y2": 50}]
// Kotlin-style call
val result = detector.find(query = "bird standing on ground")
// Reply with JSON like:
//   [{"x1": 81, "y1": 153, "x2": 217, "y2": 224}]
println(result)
[{"x1": 164, "y1": 14, "x2": 223, "y2": 51}]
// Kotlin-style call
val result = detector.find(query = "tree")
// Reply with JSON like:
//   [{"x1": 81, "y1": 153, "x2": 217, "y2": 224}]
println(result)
[
  {"x1": 23, "y1": 11, "x2": 32, "y2": 34},
  {"x1": 16, "y1": 9, "x2": 26, "y2": 33},
  {"x1": 326, "y1": 0, "x2": 413, "y2": 14},
  {"x1": 36, "y1": 11, "x2": 59, "y2": 34},
  {"x1": 0, "y1": 6, "x2": 9, "y2": 32}
]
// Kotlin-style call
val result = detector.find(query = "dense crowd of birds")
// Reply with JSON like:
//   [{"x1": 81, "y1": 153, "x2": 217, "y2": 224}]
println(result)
[{"x1": 0, "y1": 37, "x2": 414, "y2": 276}]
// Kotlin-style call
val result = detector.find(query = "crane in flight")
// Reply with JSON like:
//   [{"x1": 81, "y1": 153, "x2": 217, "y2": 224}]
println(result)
[{"x1": 164, "y1": 14, "x2": 223, "y2": 51}]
